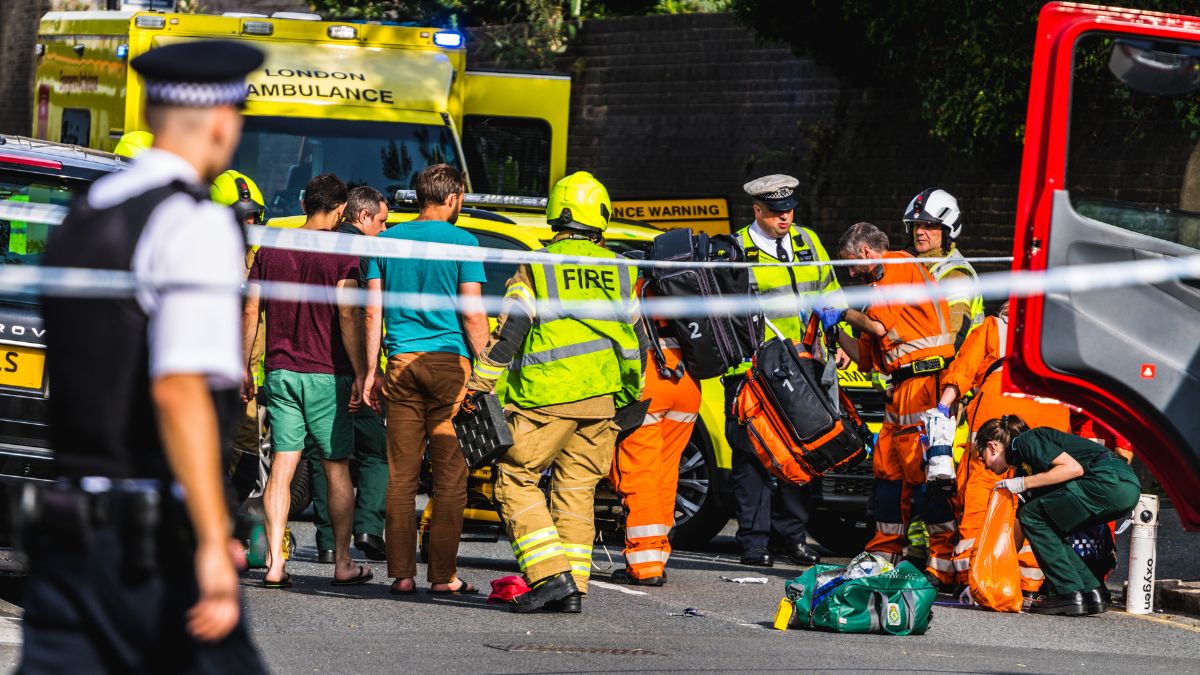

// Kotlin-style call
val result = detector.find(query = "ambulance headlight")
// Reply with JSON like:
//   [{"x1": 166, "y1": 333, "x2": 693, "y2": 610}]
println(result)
[
  {"x1": 433, "y1": 32, "x2": 463, "y2": 48},
  {"x1": 242, "y1": 21, "x2": 274, "y2": 36},
  {"x1": 327, "y1": 25, "x2": 358, "y2": 40},
  {"x1": 134, "y1": 15, "x2": 166, "y2": 29}
]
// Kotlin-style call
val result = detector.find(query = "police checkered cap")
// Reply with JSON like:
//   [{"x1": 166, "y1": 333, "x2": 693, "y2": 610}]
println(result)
[
  {"x1": 743, "y1": 174, "x2": 799, "y2": 200},
  {"x1": 145, "y1": 79, "x2": 248, "y2": 107}
]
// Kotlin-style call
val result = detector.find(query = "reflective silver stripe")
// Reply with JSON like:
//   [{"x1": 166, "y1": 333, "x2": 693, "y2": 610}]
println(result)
[
  {"x1": 1019, "y1": 567, "x2": 1044, "y2": 580},
  {"x1": 876, "y1": 522, "x2": 906, "y2": 535},
  {"x1": 954, "y1": 537, "x2": 977, "y2": 555},
  {"x1": 620, "y1": 347, "x2": 641, "y2": 361},
  {"x1": 884, "y1": 333, "x2": 955, "y2": 364},
  {"x1": 626, "y1": 524, "x2": 670, "y2": 539},
  {"x1": 884, "y1": 410, "x2": 923, "y2": 426},
  {"x1": 996, "y1": 316, "x2": 1009, "y2": 359},
  {"x1": 517, "y1": 338, "x2": 613, "y2": 368},
  {"x1": 665, "y1": 410, "x2": 698, "y2": 423},
  {"x1": 1018, "y1": 544, "x2": 1034, "y2": 555},
  {"x1": 626, "y1": 549, "x2": 668, "y2": 565},
  {"x1": 658, "y1": 337, "x2": 680, "y2": 350},
  {"x1": 926, "y1": 520, "x2": 956, "y2": 534},
  {"x1": 927, "y1": 556, "x2": 954, "y2": 572},
  {"x1": 953, "y1": 557, "x2": 972, "y2": 571},
  {"x1": 916, "y1": 260, "x2": 950, "y2": 340},
  {"x1": 642, "y1": 412, "x2": 664, "y2": 426}
]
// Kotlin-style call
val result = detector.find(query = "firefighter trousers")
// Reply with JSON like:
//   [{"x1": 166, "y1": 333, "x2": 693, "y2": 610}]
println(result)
[
  {"x1": 610, "y1": 348, "x2": 701, "y2": 580},
  {"x1": 495, "y1": 408, "x2": 618, "y2": 594},
  {"x1": 865, "y1": 374, "x2": 958, "y2": 584}
]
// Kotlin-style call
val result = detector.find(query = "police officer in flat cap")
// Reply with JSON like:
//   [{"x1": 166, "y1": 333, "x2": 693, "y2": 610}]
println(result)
[
  {"x1": 23, "y1": 40, "x2": 267, "y2": 673},
  {"x1": 721, "y1": 174, "x2": 845, "y2": 568}
]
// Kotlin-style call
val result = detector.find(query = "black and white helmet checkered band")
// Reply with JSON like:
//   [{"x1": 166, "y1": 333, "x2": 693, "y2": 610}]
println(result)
[
  {"x1": 145, "y1": 79, "x2": 247, "y2": 107},
  {"x1": 758, "y1": 187, "x2": 794, "y2": 200}
]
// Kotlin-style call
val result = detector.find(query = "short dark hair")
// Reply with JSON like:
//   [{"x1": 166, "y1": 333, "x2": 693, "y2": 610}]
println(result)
[
  {"x1": 838, "y1": 221, "x2": 890, "y2": 256},
  {"x1": 974, "y1": 415, "x2": 1031, "y2": 456},
  {"x1": 415, "y1": 164, "x2": 465, "y2": 210},
  {"x1": 303, "y1": 173, "x2": 347, "y2": 216},
  {"x1": 346, "y1": 185, "x2": 386, "y2": 223}
]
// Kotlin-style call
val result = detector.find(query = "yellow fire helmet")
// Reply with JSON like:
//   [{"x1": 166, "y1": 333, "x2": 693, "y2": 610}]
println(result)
[
  {"x1": 112, "y1": 130, "x2": 154, "y2": 159},
  {"x1": 211, "y1": 170, "x2": 266, "y2": 224},
  {"x1": 546, "y1": 171, "x2": 612, "y2": 233}
]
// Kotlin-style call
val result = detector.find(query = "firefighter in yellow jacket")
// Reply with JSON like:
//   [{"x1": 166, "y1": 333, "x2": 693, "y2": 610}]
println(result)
[{"x1": 466, "y1": 172, "x2": 647, "y2": 613}]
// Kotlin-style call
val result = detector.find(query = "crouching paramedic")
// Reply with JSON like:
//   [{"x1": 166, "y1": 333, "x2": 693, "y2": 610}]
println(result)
[
  {"x1": 465, "y1": 171, "x2": 647, "y2": 613},
  {"x1": 821, "y1": 222, "x2": 957, "y2": 589},
  {"x1": 609, "y1": 286, "x2": 701, "y2": 586},
  {"x1": 974, "y1": 416, "x2": 1140, "y2": 616},
  {"x1": 935, "y1": 302, "x2": 1070, "y2": 593}
]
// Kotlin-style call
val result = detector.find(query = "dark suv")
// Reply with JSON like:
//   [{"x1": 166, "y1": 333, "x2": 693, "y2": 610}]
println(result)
[{"x1": 0, "y1": 135, "x2": 125, "y2": 571}]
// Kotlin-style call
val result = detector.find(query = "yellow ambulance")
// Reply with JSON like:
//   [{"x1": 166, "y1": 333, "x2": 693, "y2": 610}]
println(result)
[{"x1": 32, "y1": 9, "x2": 569, "y2": 207}]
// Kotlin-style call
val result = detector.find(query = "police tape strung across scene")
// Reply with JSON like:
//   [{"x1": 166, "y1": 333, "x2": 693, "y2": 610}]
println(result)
[{"x1": 0, "y1": 201, "x2": 1013, "y2": 271}]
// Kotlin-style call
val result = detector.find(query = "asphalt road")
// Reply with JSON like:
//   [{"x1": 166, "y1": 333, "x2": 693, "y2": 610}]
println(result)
[{"x1": 2, "y1": 508, "x2": 1198, "y2": 674}]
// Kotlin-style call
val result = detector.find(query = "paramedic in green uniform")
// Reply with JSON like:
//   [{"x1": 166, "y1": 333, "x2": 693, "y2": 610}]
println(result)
[{"x1": 973, "y1": 415, "x2": 1140, "y2": 616}]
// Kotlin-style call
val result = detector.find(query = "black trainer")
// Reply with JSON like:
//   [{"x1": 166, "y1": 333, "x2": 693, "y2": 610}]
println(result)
[
  {"x1": 1083, "y1": 587, "x2": 1109, "y2": 615},
  {"x1": 509, "y1": 572, "x2": 578, "y2": 614},
  {"x1": 544, "y1": 592, "x2": 583, "y2": 613},
  {"x1": 1028, "y1": 591, "x2": 1087, "y2": 616}
]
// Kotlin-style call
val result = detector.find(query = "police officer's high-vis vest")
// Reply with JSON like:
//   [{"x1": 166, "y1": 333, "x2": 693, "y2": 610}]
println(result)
[
  {"x1": 726, "y1": 224, "x2": 840, "y2": 376},
  {"x1": 505, "y1": 238, "x2": 642, "y2": 409},
  {"x1": 926, "y1": 247, "x2": 984, "y2": 334}
]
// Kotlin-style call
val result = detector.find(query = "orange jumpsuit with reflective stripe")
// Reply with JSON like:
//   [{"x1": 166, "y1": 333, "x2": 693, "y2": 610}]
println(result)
[
  {"x1": 610, "y1": 341, "x2": 701, "y2": 581},
  {"x1": 943, "y1": 314, "x2": 1070, "y2": 591},
  {"x1": 858, "y1": 252, "x2": 958, "y2": 582}
]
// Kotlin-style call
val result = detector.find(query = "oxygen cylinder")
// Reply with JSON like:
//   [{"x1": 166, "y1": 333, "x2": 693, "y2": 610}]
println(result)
[{"x1": 1124, "y1": 493, "x2": 1159, "y2": 615}]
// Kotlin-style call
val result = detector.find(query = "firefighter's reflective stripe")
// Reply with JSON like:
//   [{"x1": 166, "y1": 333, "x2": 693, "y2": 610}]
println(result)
[
  {"x1": 515, "y1": 338, "x2": 640, "y2": 369},
  {"x1": 563, "y1": 543, "x2": 592, "y2": 577},
  {"x1": 927, "y1": 556, "x2": 954, "y2": 573},
  {"x1": 876, "y1": 522, "x2": 906, "y2": 535},
  {"x1": 657, "y1": 337, "x2": 680, "y2": 350},
  {"x1": 506, "y1": 281, "x2": 536, "y2": 316},
  {"x1": 472, "y1": 359, "x2": 506, "y2": 380},
  {"x1": 626, "y1": 524, "x2": 670, "y2": 539},
  {"x1": 885, "y1": 334, "x2": 956, "y2": 364},
  {"x1": 885, "y1": 410, "x2": 924, "y2": 426},
  {"x1": 954, "y1": 537, "x2": 977, "y2": 555},
  {"x1": 511, "y1": 526, "x2": 565, "y2": 571},
  {"x1": 642, "y1": 409, "x2": 700, "y2": 426},
  {"x1": 1020, "y1": 566, "x2": 1045, "y2": 580},
  {"x1": 953, "y1": 557, "x2": 972, "y2": 572},
  {"x1": 926, "y1": 520, "x2": 956, "y2": 534},
  {"x1": 626, "y1": 549, "x2": 669, "y2": 565}
]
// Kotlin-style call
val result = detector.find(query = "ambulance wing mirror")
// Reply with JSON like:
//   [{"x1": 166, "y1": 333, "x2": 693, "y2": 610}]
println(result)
[{"x1": 1108, "y1": 39, "x2": 1200, "y2": 97}]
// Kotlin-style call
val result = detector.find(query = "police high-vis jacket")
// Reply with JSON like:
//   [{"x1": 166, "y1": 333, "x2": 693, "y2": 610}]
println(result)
[{"x1": 922, "y1": 247, "x2": 984, "y2": 341}]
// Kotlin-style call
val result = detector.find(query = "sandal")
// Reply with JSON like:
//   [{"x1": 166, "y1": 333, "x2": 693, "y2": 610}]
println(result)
[
  {"x1": 263, "y1": 573, "x2": 293, "y2": 589},
  {"x1": 428, "y1": 578, "x2": 479, "y2": 595},
  {"x1": 389, "y1": 578, "x2": 417, "y2": 595},
  {"x1": 331, "y1": 564, "x2": 374, "y2": 587}
]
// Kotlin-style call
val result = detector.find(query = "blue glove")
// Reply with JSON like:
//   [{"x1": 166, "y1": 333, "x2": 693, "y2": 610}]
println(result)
[
  {"x1": 817, "y1": 307, "x2": 847, "y2": 331},
  {"x1": 935, "y1": 403, "x2": 951, "y2": 418}
]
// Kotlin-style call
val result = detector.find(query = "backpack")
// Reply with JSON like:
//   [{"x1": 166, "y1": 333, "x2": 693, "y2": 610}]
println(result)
[
  {"x1": 642, "y1": 228, "x2": 762, "y2": 379},
  {"x1": 781, "y1": 561, "x2": 936, "y2": 635},
  {"x1": 735, "y1": 317, "x2": 868, "y2": 485}
]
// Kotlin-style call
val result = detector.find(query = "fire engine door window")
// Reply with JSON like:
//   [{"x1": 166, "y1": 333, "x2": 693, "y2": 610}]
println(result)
[
  {"x1": 462, "y1": 116, "x2": 551, "y2": 198},
  {"x1": 1067, "y1": 33, "x2": 1200, "y2": 251},
  {"x1": 60, "y1": 109, "x2": 90, "y2": 147}
]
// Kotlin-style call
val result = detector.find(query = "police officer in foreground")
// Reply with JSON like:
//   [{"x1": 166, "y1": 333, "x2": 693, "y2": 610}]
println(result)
[
  {"x1": 24, "y1": 41, "x2": 267, "y2": 673},
  {"x1": 724, "y1": 174, "x2": 841, "y2": 567}
]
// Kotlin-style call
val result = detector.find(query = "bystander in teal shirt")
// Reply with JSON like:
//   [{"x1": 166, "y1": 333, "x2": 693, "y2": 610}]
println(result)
[{"x1": 364, "y1": 220, "x2": 486, "y2": 359}]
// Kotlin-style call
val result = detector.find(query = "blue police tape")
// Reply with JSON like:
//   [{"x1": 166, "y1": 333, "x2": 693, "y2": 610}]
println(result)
[{"x1": 0, "y1": 200, "x2": 1013, "y2": 270}]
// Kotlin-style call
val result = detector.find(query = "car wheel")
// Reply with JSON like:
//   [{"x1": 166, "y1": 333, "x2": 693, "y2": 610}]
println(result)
[
  {"x1": 288, "y1": 458, "x2": 312, "y2": 519},
  {"x1": 671, "y1": 420, "x2": 732, "y2": 550},
  {"x1": 807, "y1": 514, "x2": 874, "y2": 556}
]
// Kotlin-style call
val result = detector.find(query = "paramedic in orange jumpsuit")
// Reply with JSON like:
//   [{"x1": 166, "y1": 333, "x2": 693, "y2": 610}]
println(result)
[
  {"x1": 821, "y1": 222, "x2": 957, "y2": 589},
  {"x1": 609, "y1": 305, "x2": 701, "y2": 586},
  {"x1": 937, "y1": 303, "x2": 1070, "y2": 593}
]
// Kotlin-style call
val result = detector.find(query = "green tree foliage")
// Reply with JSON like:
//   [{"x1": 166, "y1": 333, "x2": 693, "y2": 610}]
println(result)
[{"x1": 730, "y1": 0, "x2": 1200, "y2": 157}]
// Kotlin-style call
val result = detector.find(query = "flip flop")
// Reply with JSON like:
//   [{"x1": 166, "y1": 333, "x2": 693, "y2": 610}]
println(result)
[
  {"x1": 428, "y1": 579, "x2": 479, "y2": 595},
  {"x1": 263, "y1": 573, "x2": 293, "y2": 589},
  {"x1": 389, "y1": 578, "x2": 417, "y2": 595},
  {"x1": 331, "y1": 564, "x2": 374, "y2": 587}
]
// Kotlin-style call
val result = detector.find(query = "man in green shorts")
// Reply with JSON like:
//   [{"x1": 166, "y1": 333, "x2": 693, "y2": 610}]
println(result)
[{"x1": 243, "y1": 174, "x2": 373, "y2": 588}]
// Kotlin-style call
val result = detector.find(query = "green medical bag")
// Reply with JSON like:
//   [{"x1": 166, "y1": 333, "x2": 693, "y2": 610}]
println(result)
[{"x1": 782, "y1": 561, "x2": 936, "y2": 635}]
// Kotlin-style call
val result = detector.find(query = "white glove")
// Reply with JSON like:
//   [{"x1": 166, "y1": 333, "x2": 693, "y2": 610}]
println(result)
[
  {"x1": 994, "y1": 476, "x2": 1026, "y2": 494},
  {"x1": 921, "y1": 407, "x2": 956, "y2": 484},
  {"x1": 958, "y1": 585, "x2": 975, "y2": 606},
  {"x1": 920, "y1": 407, "x2": 956, "y2": 448}
]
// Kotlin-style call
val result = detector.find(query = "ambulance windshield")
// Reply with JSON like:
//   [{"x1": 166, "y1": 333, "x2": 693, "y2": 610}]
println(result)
[{"x1": 232, "y1": 116, "x2": 462, "y2": 217}]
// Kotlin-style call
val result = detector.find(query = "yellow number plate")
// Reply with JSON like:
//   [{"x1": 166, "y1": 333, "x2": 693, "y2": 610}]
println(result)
[{"x1": 0, "y1": 345, "x2": 46, "y2": 392}]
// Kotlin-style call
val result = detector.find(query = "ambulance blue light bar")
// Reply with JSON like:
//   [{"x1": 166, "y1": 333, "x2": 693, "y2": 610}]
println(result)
[
  {"x1": 394, "y1": 190, "x2": 545, "y2": 209},
  {"x1": 433, "y1": 32, "x2": 463, "y2": 48}
]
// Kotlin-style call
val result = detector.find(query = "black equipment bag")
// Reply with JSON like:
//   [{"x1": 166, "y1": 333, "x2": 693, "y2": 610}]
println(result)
[
  {"x1": 644, "y1": 228, "x2": 763, "y2": 379},
  {"x1": 453, "y1": 392, "x2": 514, "y2": 469}
]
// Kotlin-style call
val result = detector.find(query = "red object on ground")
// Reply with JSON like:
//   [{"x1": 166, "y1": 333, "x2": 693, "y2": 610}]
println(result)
[{"x1": 488, "y1": 575, "x2": 530, "y2": 603}]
